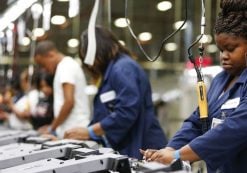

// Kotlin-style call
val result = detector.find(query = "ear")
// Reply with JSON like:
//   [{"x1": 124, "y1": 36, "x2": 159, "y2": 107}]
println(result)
[{"x1": 46, "y1": 51, "x2": 56, "y2": 58}]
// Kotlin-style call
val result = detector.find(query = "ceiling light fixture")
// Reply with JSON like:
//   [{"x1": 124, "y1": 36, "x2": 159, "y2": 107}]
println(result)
[
  {"x1": 31, "y1": 3, "x2": 43, "y2": 20},
  {"x1": 0, "y1": 0, "x2": 38, "y2": 32},
  {"x1": 165, "y1": 42, "x2": 177, "y2": 51},
  {"x1": 173, "y1": 21, "x2": 187, "y2": 30},
  {"x1": 51, "y1": 15, "x2": 66, "y2": 25},
  {"x1": 114, "y1": 18, "x2": 130, "y2": 28},
  {"x1": 69, "y1": 0, "x2": 79, "y2": 18},
  {"x1": 67, "y1": 38, "x2": 79, "y2": 48},
  {"x1": 21, "y1": 37, "x2": 31, "y2": 46},
  {"x1": 32, "y1": 28, "x2": 45, "y2": 38},
  {"x1": 198, "y1": 34, "x2": 213, "y2": 44},
  {"x1": 138, "y1": 32, "x2": 152, "y2": 42},
  {"x1": 157, "y1": 1, "x2": 172, "y2": 12}
]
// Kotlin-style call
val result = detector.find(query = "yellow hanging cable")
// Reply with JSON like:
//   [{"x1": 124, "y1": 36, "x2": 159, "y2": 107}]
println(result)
[{"x1": 95, "y1": 76, "x2": 102, "y2": 88}]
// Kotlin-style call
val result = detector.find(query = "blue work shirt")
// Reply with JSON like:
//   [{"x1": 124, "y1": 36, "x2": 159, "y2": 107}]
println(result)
[
  {"x1": 90, "y1": 54, "x2": 167, "y2": 159},
  {"x1": 168, "y1": 69, "x2": 247, "y2": 173}
]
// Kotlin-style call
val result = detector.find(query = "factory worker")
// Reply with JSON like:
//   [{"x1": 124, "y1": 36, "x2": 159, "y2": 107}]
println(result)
[{"x1": 64, "y1": 26, "x2": 167, "y2": 159}]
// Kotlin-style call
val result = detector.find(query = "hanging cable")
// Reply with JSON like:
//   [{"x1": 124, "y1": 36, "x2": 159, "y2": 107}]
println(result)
[
  {"x1": 125, "y1": 0, "x2": 187, "y2": 62},
  {"x1": 107, "y1": 0, "x2": 112, "y2": 30},
  {"x1": 187, "y1": 0, "x2": 208, "y2": 133}
]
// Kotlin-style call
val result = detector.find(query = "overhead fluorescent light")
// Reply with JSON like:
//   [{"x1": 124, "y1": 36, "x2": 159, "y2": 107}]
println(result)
[
  {"x1": 0, "y1": 0, "x2": 38, "y2": 31},
  {"x1": 157, "y1": 1, "x2": 172, "y2": 12},
  {"x1": 69, "y1": 0, "x2": 79, "y2": 18},
  {"x1": 67, "y1": 38, "x2": 79, "y2": 48},
  {"x1": 198, "y1": 34, "x2": 213, "y2": 44},
  {"x1": 32, "y1": 28, "x2": 45, "y2": 38},
  {"x1": 173, "y1": 21, "x2": 187, "y2": 30},
  {"x1": 114, "y1": 18, "x2": 130, "y2": 28},
  {"x1": 51, "y1": 15, "x2": 66, "y2": 25},
  {"x1": 138, "y1": 32, "x2": 152, "y2": 42},
  {"x1": 165, "y1": 42, "x2": 177, "y2": 51},
  {"x1": 21, "y1": 37, "x2": 31, "y2": 46}
]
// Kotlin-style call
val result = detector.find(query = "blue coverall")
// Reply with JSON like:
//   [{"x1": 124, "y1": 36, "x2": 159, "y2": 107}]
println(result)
[
  {"x1": 168, "y1": 69, "x2": 247, "y2": 173},
  {"x1": 90, "y1": 53, "x2": 167, "y2": 159}
]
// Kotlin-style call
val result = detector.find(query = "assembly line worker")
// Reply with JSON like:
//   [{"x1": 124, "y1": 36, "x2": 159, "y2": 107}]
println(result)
[
  {"x1": 141, "y1": 0, "x2": 247, "y2": 172},
  {"x1": 34, "y1": 41, "x2": 90, "y2": 138},
  {"x1": 64, "y1": 26, "x2": 167, "y2": 159}
]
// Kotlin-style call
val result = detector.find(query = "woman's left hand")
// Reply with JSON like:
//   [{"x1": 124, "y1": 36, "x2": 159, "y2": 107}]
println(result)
[{"x1": 64, "y1": 127, "x2": 90, "y2": 140}]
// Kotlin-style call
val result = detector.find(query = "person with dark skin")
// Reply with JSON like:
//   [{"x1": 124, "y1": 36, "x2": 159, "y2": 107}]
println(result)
[
  {"x1": 64, "y1": 26, "x2": 167, "y2": 159},
  {"x1": 34, "y1": 41, "x2": 90, "y2": 138},
  {"x1": 141, "y1": 0, "x2": 247, "y2": 172}
]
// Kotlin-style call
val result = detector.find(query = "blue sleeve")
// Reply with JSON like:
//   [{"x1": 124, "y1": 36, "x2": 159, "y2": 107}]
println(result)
[
  {"x1": 189, "y1": 97, "x2": 247, "y2": 170},
  {"x1": 167, "y1": 108, "x2": 202, "y2": 149},
  {"x1": 100, "y1": 64, "x2": 142, "y2": 145},
  {"x1": 167, "y1": 75, "x2": 219, "y2": 149}
]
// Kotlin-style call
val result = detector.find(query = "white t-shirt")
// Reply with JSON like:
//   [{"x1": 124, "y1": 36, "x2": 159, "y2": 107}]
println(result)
[
  {"x1": 8, "y1": 89, "x2": 39, "y2": 130},
  {"x1": 53, "y1": 57, "x2": 90, "y2": 138}
]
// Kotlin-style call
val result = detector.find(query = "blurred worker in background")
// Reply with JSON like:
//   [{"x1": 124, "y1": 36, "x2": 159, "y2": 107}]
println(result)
[
  {"x1": 31, "y1": 71, "x2": 54, "y2": 130},
  {"x1": 64, "y1": 26, "x2": 167, "y2": 159},
  {"x1": 4, "y1": 69, "x2": 38, "y2": 130},
  {"x1": 34, "y1": 40, "x2": 90, "y2": 138},
  {"x1": 0, "y1": 69, "x2": 54, "y2": 131},
  {"x1": 141, "y1": 0, "x2": 247, "y2": 172}
]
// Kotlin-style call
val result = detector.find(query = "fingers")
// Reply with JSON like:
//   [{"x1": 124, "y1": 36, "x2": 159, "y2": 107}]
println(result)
[
  {"x1": 41, "y1": 134, "x2": 58, "y2": 141},
  {"x1": 139, "y1": 149, "x2": 145, "y2": 154},
  {"x1": 139, "y1": 149, "x2": 148, "y2": 160},
  {"x1": 140, "y1": 149, "x2": 157, "y2": 161},
  {"x1": 149, "y1": 151, "x2": 160, "y2": 161},
  {"x1": 63, "y1": 128, "x2": 85, "y2": 140},
  {"x1": 63, "y1": 130, "x2": 72, "y2": 139}
]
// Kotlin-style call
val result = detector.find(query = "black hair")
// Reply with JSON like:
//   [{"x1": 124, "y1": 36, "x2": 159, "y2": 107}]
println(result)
[
  {"x1": 79, "y1": 26, "x2": 132, "y2": 79},
  {"x1": 36, "y1": 71, "x2": 54, "y2": 90},
  {"x1": 214, "y1": 0, "x2": 247, "y2": 39},
  {"x1": 34, "y1": 40, "x2": 57, "y2": 57}
]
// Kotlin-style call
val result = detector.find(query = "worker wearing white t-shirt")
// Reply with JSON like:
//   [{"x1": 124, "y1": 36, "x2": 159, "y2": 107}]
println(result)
[{"x1": 34, "y1": 40, "x2": 90, "y2": 138}]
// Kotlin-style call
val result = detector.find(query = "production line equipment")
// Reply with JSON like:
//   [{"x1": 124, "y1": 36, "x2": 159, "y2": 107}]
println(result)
[
  {"x1": 0, "y1": 129, "x2": 39, "y2": 146},
  {"x1": 0, "y1": 137, "x2": 98, "y2": 169},
  {"x1": 0, "y1": 148, "x2": 190, "y2": 173},
  {"x1": 0, "y1": 127, "x2": 190, "y2": 173},
  {"x1": 0, "y1": 137, "x2": 190, "y2": 172}
]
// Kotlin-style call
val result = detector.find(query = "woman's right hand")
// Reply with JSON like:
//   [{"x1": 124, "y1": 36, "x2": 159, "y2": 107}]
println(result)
[
  {"x1": 140, "y1": 149, "x2": 158, "y2": 160},
  {"x1": 140, "y1": 147, "x2": 175, "y2": 164},
  {"x1": 63, "y1": 127, "x2": 90, "y2": 140}
]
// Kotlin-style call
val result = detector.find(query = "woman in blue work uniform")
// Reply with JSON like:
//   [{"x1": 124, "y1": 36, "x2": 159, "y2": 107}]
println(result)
[
  {"x1": 64, "y1": 26, "x2": 167, "y2": 159},
  {"x1": 141, "y1": 0, "x2": 247, "y2": 172}
]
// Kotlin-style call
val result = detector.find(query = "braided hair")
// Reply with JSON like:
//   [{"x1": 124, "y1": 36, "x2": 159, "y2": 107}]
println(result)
[{"x1": 214, "y1": 0, "x2": 247, "y2": 39}]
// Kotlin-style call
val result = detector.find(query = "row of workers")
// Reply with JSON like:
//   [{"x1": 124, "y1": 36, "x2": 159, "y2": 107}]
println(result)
[{"x1": 1, "y1": 0, "x2": 247, "y2": 172}]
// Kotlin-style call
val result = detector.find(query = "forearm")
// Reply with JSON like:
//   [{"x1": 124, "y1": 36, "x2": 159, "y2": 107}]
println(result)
[
  {"x1": 179, "y1": 145, "x2": 201, "y2": 162},
  {"x1": 64, "y1": 122, "x2": 105, "y2": 140},
  {"x1": 10, "y1": 104, "x2": 30, "y2": 119},
  {"x1": 51, "y1": 101, "x2": 73, "y2": 130},
  {"x1": 142, "y1": 145, "x2": 200, "y2": 164},
  {"x1": 89, "y1": 122, "x2": 105, "y2": 136}
]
